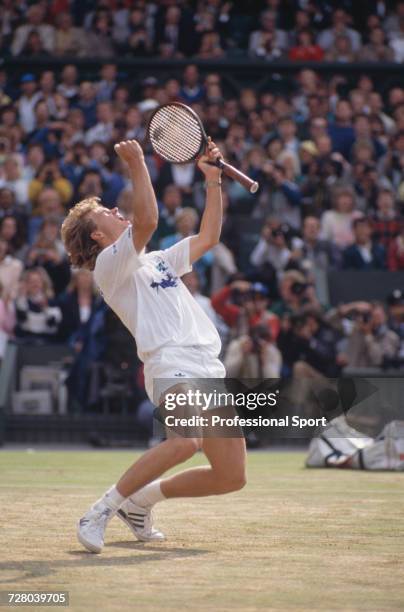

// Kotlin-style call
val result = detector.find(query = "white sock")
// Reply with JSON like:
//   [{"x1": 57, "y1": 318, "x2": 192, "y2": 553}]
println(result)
[
  {"x1": 93, "y1": 485, "x2": 126, "y2": 513},
  {"x1": 130, "y1": 480, "x2": 166, "y2": 508}
]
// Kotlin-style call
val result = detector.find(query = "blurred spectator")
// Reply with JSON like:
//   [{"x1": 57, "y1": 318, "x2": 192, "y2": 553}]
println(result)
[
  {"x1": 343, "y1": 217, "x2": 386, "y2": 269},
  {"x1": 0, "y1": 155, "x2": 29, "y2": 208},
  {"x1": 278, "y1": 309, "x2": 340, "y2": 377},
  {"x1": 290, "y1": 216, "x2": 341, "y2": 271},
  {"x1": 387, "y1": 224, "x2": 404, "y2": 270},
  {"x1": 120, "y1": 8, "x2": 152, "y2": 57},
  {"x1": 84, "y1": 11, "x2": 114, "y2": 58},
  {"x1": 0, "y1": 215, "x2": 26, "y2": 258},
  {"x1": 153, "y1": 184, "x2": 183, "y2": 246},
  {"x1": 11, "y1": 4, "x2": 55, "y2": 56},
  {"x1": 288, "y1": 9, "x2": 312, "y2": 46},
  {"x1": 317, "y1": 9, "x2": 361, "y2": 53},
  {"x1": 289, "y1": 30, "x2": 324, "y2": 62},
  {"x1": 28, "y1": 160, "x2": 73, "y2": 207},
  {"x1": 96, "y1": 64, "x2": 118, "y2": 103},
  {"x1": 385, "y1": 1, "x2": 404, "y2": 36},
  {"x1": 25, "y1": 217, "x2": 70, "y2": 294},
  {"x1": 371, "y1": 188, "x2": 401, "y2": 249},
  {"x1": 154, "y1": 4, "x2": 194, "y2": 56},
  {"x1": 24, "y1": 144, "x2": 45, "y2": 182},
  {"x1": 19, "y1": 30, "x2": 50, "y2": 58},
  {"x1": 212, "y1": 280, "x2": 280, "y2": 341},
  {"x1": 325, "y1": 34, "x2": 357, "y2": 62},
  {"x1": 389, "y1": 17, "x2": 404, "y2": 62},
  {"x1": 18, "y1": 74, "x2": 42, "y2": 134},
  {"x1": 0, "y1": 278, "x2": 15, "y2": 360},
  {"x1": 0, "y1": 187, "x2": 20, "y2": 218},
  {"x1": 249, "y1": 10, "x2": 287, "y2": 57},
  {"x1": 57, "y1": 65, "x2": 79, "y2": 101},
  {"x1": 74, "y1": 82, "x2": 97, "y2": 129},
  {"x1": 196, "y1": 31, "x2": 224, "y2": 59},
  {"x1": 85, "y1": 102, "x2": 114, "y2": 146},
  {"x1": 57, "y1": 269, "x2": 103, "y2": 342},
  {"x1": 76, "y1": 169, "x2": 105, "y2": 204},
  {"x1": 257, "y1": 159, "x2": 302, "y2": 229},
  {"x1": 224, "y1": 323, "x2": 282, "y2": 378},
  {"x1": 54, "y1": 12, "x2": 86, "y2": 57},
  {"x1": 342, "y1": 302, "x2": 399, "y2": 368},
  {"x1": 358, "y1": 26, "x2": 394, "y2": 61},
  {"x1": 328, "y1": 99, "x2": 355, "y2": 160},
  {"x1": 179, "y1": 65, "x2": 204, "y2": 104},
  {"x1": 250, "y1": 218, "x2": 291, "y2": 276},
  {"x1": 387, "y1": 289, "x2": 404, "y2": 365},
  {"x1": 321, "y1": 186, "x2": 361, "y2": 248},
  {"x1": 160, "y1": 207, "x2": 213, "y2": 285},
  {"x1": 271, "y1": 270, "x2": 320, "y2": 317},
  {"x1": 0, "y1": 237, "x2": 22, "y2": 298},
  {"x1": 14, "y1": 267, "x2": 62, "y2": 342},
  {"x1": 182, "y1": 269, "x2": 228, "y2": 344}
]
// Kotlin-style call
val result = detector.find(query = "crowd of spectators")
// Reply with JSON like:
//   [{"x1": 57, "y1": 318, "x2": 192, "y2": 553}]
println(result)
[
  {"x1": 0, "y1": 2, "x2": 404, "y2": 411},
  {"x1": 2, "y1": 1, "x2": 404, "y2": 62}
]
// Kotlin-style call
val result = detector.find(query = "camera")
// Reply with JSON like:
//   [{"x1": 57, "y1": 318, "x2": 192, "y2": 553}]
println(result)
[
  {"x1": 271, "y1": 228, "x2": 285, "y2": 239},
  {"x1": 44, "y1": 170, "x2": 54, "y2": 184},
  {"x1": 290, "y1": 281, "x2": 308, "y2": 296},
  {"x1": 249, "y1": 324, "x2": 271, "y2": 353},
  {"x1": 231, "y1": 287, "x2": 251, "y2": 306},
  {"x1": 357, "y1": 311, "x2": 372, "y2": 324}
]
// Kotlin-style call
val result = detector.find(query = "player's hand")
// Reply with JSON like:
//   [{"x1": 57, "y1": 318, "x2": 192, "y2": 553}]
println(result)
[
  {"x1": 197, "y1": 138, "x2": 222, "y2": 179},
  {"x1": 114, "y1": 140, "x2": 144, "y2": 164}
]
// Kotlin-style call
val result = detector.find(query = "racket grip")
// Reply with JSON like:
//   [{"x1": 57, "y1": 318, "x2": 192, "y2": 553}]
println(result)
[{"x1": 217, "y1": 160, "x2": 259, "y2": 194}]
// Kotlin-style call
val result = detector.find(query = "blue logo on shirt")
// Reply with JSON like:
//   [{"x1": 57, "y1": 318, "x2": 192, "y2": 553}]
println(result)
[{"x1": 150, "y1": 257, "x2": 178, "y2": 291}]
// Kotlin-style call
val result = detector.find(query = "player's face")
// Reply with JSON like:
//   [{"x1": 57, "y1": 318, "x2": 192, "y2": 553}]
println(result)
[{"x1": 90, "y1": 206, "x2": 130, "y2": 243}]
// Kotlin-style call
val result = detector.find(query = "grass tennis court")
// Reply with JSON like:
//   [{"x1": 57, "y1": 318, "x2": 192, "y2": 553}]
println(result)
[{"x1": 0, "y1": 449, "x2": 403, "y2": 611}]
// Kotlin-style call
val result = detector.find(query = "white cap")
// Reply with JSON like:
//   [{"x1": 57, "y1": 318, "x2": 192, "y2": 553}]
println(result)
[{"x1": 137, "y1": 99, "x2": 159, "y2": 113}]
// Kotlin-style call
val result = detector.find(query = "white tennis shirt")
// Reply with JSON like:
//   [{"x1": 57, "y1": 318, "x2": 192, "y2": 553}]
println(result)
[{"x1": 94, "y1": 225, "x2": 221, "y2": 362}]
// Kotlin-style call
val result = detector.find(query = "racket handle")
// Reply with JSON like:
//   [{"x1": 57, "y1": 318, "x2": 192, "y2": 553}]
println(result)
[{"x1": 217, "y1": 160, "x2": 259, "y2": 194}]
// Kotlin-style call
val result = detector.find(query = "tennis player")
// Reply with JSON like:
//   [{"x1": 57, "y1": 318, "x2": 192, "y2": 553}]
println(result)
[{"x1": 61, "y1": 139, "x2": 246, "y2": 553}]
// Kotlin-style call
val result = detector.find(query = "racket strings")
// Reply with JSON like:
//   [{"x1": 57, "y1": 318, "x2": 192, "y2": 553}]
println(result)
[{"x1": 149, "y1": 105, "x2": 203, "y2": 163}]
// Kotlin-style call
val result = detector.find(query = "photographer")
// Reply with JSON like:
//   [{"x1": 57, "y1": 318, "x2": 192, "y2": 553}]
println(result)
[
  {"x1": 224, "y1": 323, "x2": 282, "y2": 379},
  {"x1": 250, "y1": 218, "x2": 291, "y2": 276},
  {"x1": 25, "y1": 217, "x2": 70, "y2": 295},
  {"x1": 271, "y1": 270, "x2": 320, "y2": 317},
  {"x1": 211, "y1": 279, "x2": 280, "y2": 342},
  {"x1": 278, "y1": 309, "x2": 341, "y2": 378},
  {"x1": 254, "y1": 158, "x2": 302, "y2": 230},
  {"x1": 290, "y1": 215, "x2": 342, "y2": 272},
  {"x1": 28, "y1": 160, "x2": 73, "y2": 208},
  {"x1": 331, "y1": 301, "x2": 399, "y2": 369},
  {"x1": 387, "y1": 290, "x2": 404, "y2": 366}
]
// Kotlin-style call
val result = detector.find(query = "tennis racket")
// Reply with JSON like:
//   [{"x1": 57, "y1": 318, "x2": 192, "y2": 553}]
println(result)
[{"x1": 147, "y1": 102, "x2": 259, "y2": 194}]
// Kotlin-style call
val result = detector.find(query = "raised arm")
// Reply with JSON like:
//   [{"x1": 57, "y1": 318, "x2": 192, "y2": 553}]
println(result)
[
  {"x1": 189, "y1": 139, "x2": 223, "y2": 264},
  {"x1": 114, "y1": 140, "x2": 158, "y2": 253}
]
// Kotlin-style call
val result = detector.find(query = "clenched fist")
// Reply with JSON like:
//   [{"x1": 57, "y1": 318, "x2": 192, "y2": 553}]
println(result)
[{"x1": 114, "y1": 139, "x2": 144, "y2": 164}]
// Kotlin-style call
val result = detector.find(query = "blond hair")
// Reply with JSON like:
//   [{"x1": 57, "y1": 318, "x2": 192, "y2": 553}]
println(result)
[
  {"x1": 61, "y1": 197, "x2": 102, "y2": 271},
  {"x1": 22, "y1": 267, "x2": 55, "y2": 299}
]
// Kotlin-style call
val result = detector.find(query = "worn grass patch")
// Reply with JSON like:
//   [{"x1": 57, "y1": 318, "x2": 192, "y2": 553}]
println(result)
[{"x1": 0, "y1": 450, "x2": 403, "y2": 611}]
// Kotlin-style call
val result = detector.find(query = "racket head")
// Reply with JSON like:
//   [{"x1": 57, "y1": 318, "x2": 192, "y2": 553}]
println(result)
[{"x1": 147, "y1": 102, "x2": 207, "y2": 164}]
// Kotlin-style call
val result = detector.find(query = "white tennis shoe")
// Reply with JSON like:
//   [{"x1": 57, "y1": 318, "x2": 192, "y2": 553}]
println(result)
[
  {"x1": 77, "y1": 506, "x2": 113, "y2": 553},
  {"x1": 117, "y1": 499, "x2": 165, "y2": 542}
]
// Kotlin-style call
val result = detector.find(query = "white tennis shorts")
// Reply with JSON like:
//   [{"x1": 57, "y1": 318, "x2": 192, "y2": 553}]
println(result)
[{"x1": 143, "y1": 344, "x2": 226, "y2": 405}]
